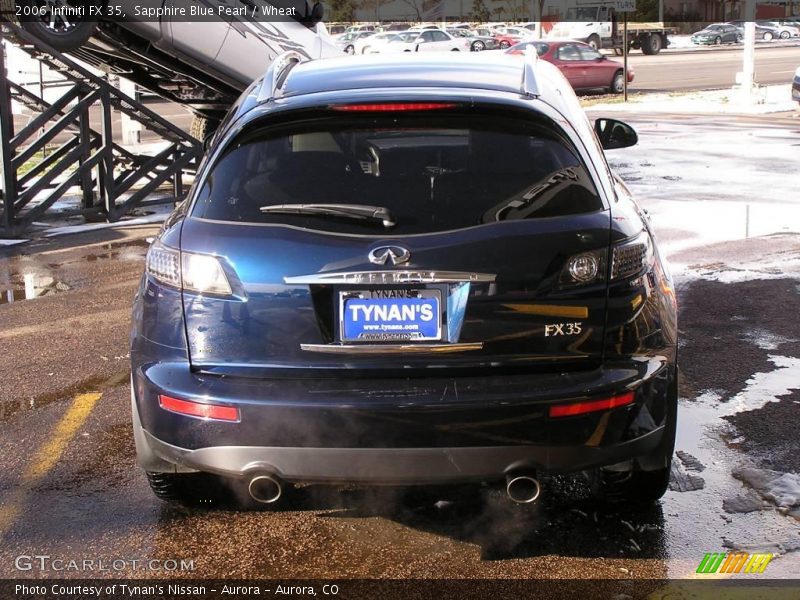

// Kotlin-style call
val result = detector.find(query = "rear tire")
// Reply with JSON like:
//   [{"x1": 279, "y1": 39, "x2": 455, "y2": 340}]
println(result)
[
  {"x1": 345, "y1": 44, "x2": 354, "y2": 54},
  {"x1": 640, "y1": 33, "x2": 662, "y2": 55},
  {"x1": 593, "y1": 364, "x2": 678, "y2": 506},
  {"x1": 499, "y1": 40, "x2": 510, "y2": 49},
  {"x1": 610, "y1": 70, "x2": 625, "y2": 94},
  {"x1": 15, "y1": 0, "x2": 98, "y2": 52},
  {"x1": 780, "y1": 30, "x2": 790, "y2": 39},
  {"x1": 472, "y1": 40, "x2": 485, "y2": 51},
  {"x1": 190, "y1": 114, "x2": 220, "y2": 146},
  {"x1": 587, "y1": 34, "x2": 601, "y2": 50},
  {"x1": 146, "y1": 472, "x2": 230, "y2": 507},
  {"x1": 595, "y1": 466, "x2": 672, "y2": 506},
  {"x1": 714, "y1": 36, "x2": 722, "y2": 45},
  {"x1": 762, "y1": 31, "x2": 774, "y2": 41}
]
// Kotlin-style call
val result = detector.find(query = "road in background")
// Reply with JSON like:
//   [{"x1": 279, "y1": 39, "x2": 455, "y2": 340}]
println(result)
[{"x1": 626, "y1": 46, "x2": 799, "y2": 91}]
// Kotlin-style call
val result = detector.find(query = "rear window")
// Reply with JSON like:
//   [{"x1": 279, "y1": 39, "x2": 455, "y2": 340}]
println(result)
[{"x1": 191, "y1": 114, "x2": 603, "y2": 235}]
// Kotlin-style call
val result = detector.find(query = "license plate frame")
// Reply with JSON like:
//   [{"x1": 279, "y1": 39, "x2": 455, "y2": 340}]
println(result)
[{"x1": 339, "y1": 288, "x2": 443, "y2": 343}]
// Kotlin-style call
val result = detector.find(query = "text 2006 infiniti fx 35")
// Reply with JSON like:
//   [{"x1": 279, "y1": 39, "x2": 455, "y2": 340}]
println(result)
[{"x1": 130, "y1": 51, "x2": 678, "y2": 508}]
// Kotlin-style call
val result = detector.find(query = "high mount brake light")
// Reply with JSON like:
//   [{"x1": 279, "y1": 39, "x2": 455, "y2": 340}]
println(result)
[
  {"x1": 549, "y1": 391, "x2": 635, "y2": 418},
  {"x1": 331, "y1": 103, "x2": 457, "y2": 112}
]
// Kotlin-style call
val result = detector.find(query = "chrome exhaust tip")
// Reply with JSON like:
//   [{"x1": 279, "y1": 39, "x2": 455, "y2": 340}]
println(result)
[
  {"x1": 248, "y1": 474, "x2": 283, "y2": 504},
  {"x1": 506, "y1": 474, "x2": 541, "y2": 504}
]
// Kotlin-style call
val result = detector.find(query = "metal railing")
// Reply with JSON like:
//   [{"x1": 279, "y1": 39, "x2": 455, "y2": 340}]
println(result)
[{"x1": 0, "y1": 22, "x2": 202, "y2": 237}]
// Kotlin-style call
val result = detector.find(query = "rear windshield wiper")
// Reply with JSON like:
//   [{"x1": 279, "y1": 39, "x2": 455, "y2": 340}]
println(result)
[{"x1": 259, "y1": 204, "x2": 396, "y2": 228}]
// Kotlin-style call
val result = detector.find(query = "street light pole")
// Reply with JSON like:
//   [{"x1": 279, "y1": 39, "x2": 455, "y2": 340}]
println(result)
[{"x1": 738, "y1": 0, "x2": 756, "y2": 103}]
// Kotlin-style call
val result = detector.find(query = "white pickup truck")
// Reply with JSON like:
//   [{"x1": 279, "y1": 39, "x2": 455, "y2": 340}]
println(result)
[{"x1": 547, "y1": 4, "x2": 675, "y2": 55}]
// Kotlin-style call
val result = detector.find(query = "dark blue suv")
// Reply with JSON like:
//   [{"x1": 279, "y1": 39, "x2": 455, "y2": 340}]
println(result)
[{"x1": 131, "y1": 51, "x2": 678, "y2": 508}]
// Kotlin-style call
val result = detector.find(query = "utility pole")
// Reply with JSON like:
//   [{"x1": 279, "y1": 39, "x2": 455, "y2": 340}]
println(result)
[{"x1": 736, "y1": 0, "x2": 756, "y2": 103}]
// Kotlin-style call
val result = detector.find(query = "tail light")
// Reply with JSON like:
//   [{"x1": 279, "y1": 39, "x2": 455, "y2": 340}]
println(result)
[
  {"x1": 549, "y1": 391, "x2": 635, "y2": 418},
  {"x1": 560, "y1": 230, "x2": 653, "y2": 287},
  {"x1": 146, "y1": 240, "x2": 233, "y2": 296},
  {"x1": 611, "y1": 231, "x2": 654, "y2": 280}
]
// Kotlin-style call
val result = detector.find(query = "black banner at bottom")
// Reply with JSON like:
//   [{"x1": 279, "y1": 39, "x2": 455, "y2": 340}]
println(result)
[{"x1": 3, "y1": 579, "x2": 800, "y2": 600}]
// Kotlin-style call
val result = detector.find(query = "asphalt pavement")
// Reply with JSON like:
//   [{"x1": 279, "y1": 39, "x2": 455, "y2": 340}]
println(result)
[
  {"x1": 1, "y1": 111, "x2": 799, "y2": 583},
  {"x1": 625, "y1": 45, "x2": 800, "y2": 92}
]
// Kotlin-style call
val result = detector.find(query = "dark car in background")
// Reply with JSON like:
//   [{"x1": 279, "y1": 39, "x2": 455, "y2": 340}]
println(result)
[
  {"x1": 793, "y1": 66, "x2": 800, "y2": 104},
  {"x1": 131, "y1": 52, "x2": 677, "y2": 510},
  {"x1": 691, "y1": 23, "x2": 742, "y2": 45},
  {"x1": 507, "y1": 40, "x2": 634, "y2": 94}
]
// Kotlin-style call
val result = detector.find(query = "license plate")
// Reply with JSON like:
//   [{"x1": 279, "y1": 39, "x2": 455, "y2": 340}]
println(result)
[{"x1": 340, "y1": 289, "x2": 442, "y2": 342}]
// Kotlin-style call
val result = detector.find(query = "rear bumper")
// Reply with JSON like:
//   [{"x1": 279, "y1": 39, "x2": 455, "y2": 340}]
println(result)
[
  {"x1": 141, "y1": 426, "x2": 664, "y2": 484},
  {"x1": 132, "y1": 355, "x2": 675, "y2": 484}
]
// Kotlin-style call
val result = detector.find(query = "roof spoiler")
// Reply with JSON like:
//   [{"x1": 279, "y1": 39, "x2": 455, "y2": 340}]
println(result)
[
  {"x1": 520, "y1": 44, "x2": 540, "y2": 98},
  {"x1": 257, "y1": 50, "x2": 309, "y2": 104}
]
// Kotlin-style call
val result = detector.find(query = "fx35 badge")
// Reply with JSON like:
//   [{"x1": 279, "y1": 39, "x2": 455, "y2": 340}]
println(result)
[{"x1": 545, "y1": 322, "x2": 583, "y2": 337}]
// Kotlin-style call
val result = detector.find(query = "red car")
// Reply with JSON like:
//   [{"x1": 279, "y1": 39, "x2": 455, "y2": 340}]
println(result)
[{"x1": 507, "y1": 40, "x2": 634, "y2": 94}]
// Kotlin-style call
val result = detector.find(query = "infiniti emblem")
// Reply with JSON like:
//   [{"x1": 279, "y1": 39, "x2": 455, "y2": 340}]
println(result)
[{"x1": 368, "y1": 246, "x2": 411, "y2": 266}]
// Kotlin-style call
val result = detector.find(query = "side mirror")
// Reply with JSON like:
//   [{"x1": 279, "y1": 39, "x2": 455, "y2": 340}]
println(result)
[
  {"x1": 594, "y1": 118, "x2": 638, "y2": 150},
  {"x1": 415, "y1": 36, "x2": 425, "y2": 44}
]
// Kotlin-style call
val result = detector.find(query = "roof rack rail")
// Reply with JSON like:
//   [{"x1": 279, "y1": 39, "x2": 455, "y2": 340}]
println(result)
[
  {"x1": 257, "y1": 51, "x2": 308, "y2": 104},
  {"x1": 520, "y1": 44, "x2": 540, "y2": 98}
]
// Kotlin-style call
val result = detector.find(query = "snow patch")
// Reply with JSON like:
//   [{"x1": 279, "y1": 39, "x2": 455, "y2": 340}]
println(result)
[
  {"x1": 0, "y1": 238, "x2": 29, "y2": 247},
  {"x1": 44, "y1": 213, "x2": 167, "y2": 237},
  {"x1": 734, "y1": 467, "x2": 800, "y2": 509},
  {"x1": 590, "y1": 84, "x2": 797, "y2": 114},
  {"x1": 743, "y1": 330, "x2": 798, "y2": 351}
]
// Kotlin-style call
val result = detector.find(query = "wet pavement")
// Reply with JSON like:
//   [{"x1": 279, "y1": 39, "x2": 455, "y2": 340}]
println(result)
[{"x1": 1, "y1": 114, "x2": 800, "y2": 582}]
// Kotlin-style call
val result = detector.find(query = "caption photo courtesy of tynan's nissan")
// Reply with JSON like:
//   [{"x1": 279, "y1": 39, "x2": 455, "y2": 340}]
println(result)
[{"x1": 0, "y1": 0, "x2": 799, "y2": 598}]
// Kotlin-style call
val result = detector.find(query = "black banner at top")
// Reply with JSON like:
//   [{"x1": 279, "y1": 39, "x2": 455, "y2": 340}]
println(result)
[{"x1": 1, "y1": 1, "x2": 798, "y2": 24}]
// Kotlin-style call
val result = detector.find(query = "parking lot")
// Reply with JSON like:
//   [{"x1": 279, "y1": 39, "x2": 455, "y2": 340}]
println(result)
[{"x1": 1, "y1": 103, "x2": 799, "y2": 586}]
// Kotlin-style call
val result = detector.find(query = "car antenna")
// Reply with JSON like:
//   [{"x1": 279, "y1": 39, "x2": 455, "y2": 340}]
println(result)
[{"x1": 520, "y1": 44, "x2": 540, "y2": 99}]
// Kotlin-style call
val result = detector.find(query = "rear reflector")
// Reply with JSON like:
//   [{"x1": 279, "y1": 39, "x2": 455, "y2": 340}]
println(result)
[
  {"x1": 331, "y1": 103, "x2": 456, "y2": 112},
  {"x1": 549, "y1": 391, "x2": 635, "y2": 418},
  {"x1": 158, "y1": 394, "x2": 240, "y2": 422}
]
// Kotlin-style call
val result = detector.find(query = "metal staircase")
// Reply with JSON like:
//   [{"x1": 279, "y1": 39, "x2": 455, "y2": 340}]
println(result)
[{"x1": 0, "y1": 22, "x2": 202, "y2": 237}]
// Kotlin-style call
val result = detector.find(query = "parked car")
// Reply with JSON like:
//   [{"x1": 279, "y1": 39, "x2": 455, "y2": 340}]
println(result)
[
  {"x1": 383, "y1": 29, "x2": 471, "y2": 52},
  {"x1": 132, "y1": 51, "x2": 677, "y2": 509},
  {"x1": 793, "y1": 66, "x2": 800, "y2": 104},
  {"x1": 345, "y1": 24, "x2": 379, "y2": 34},
  {"x1": 691, "y1": 24, "x2": 742, "y2": 45},
  {"x1": 493, "y1": 31, "x2": 523, "y2": 49},
  {"x1": 507, "y1": 40, "x2": 634, "y2": 94},
  {"x1": 497, "y1": 26, "x2": 536, "y2": 39},
  {"x1": 446, "y1": 28, "x2": 498, "y2": 51},
  {"x1": 354, "y1": 31, "x2": 408, "y2": 55},
  {"x1": 727, "y1": 21, "x2": 782, "y2": 41},
  {"x1": 336, "y1": 31, "x2": 373, "y2": 54},
  {"x1": 757, "y1": 20, "x2": 800, "y2": 39}
]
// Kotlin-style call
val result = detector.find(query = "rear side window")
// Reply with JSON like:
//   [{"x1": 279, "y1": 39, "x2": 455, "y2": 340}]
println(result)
[{"x1": 191, "y1": 114, "x2": 603, "y2": 235}]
